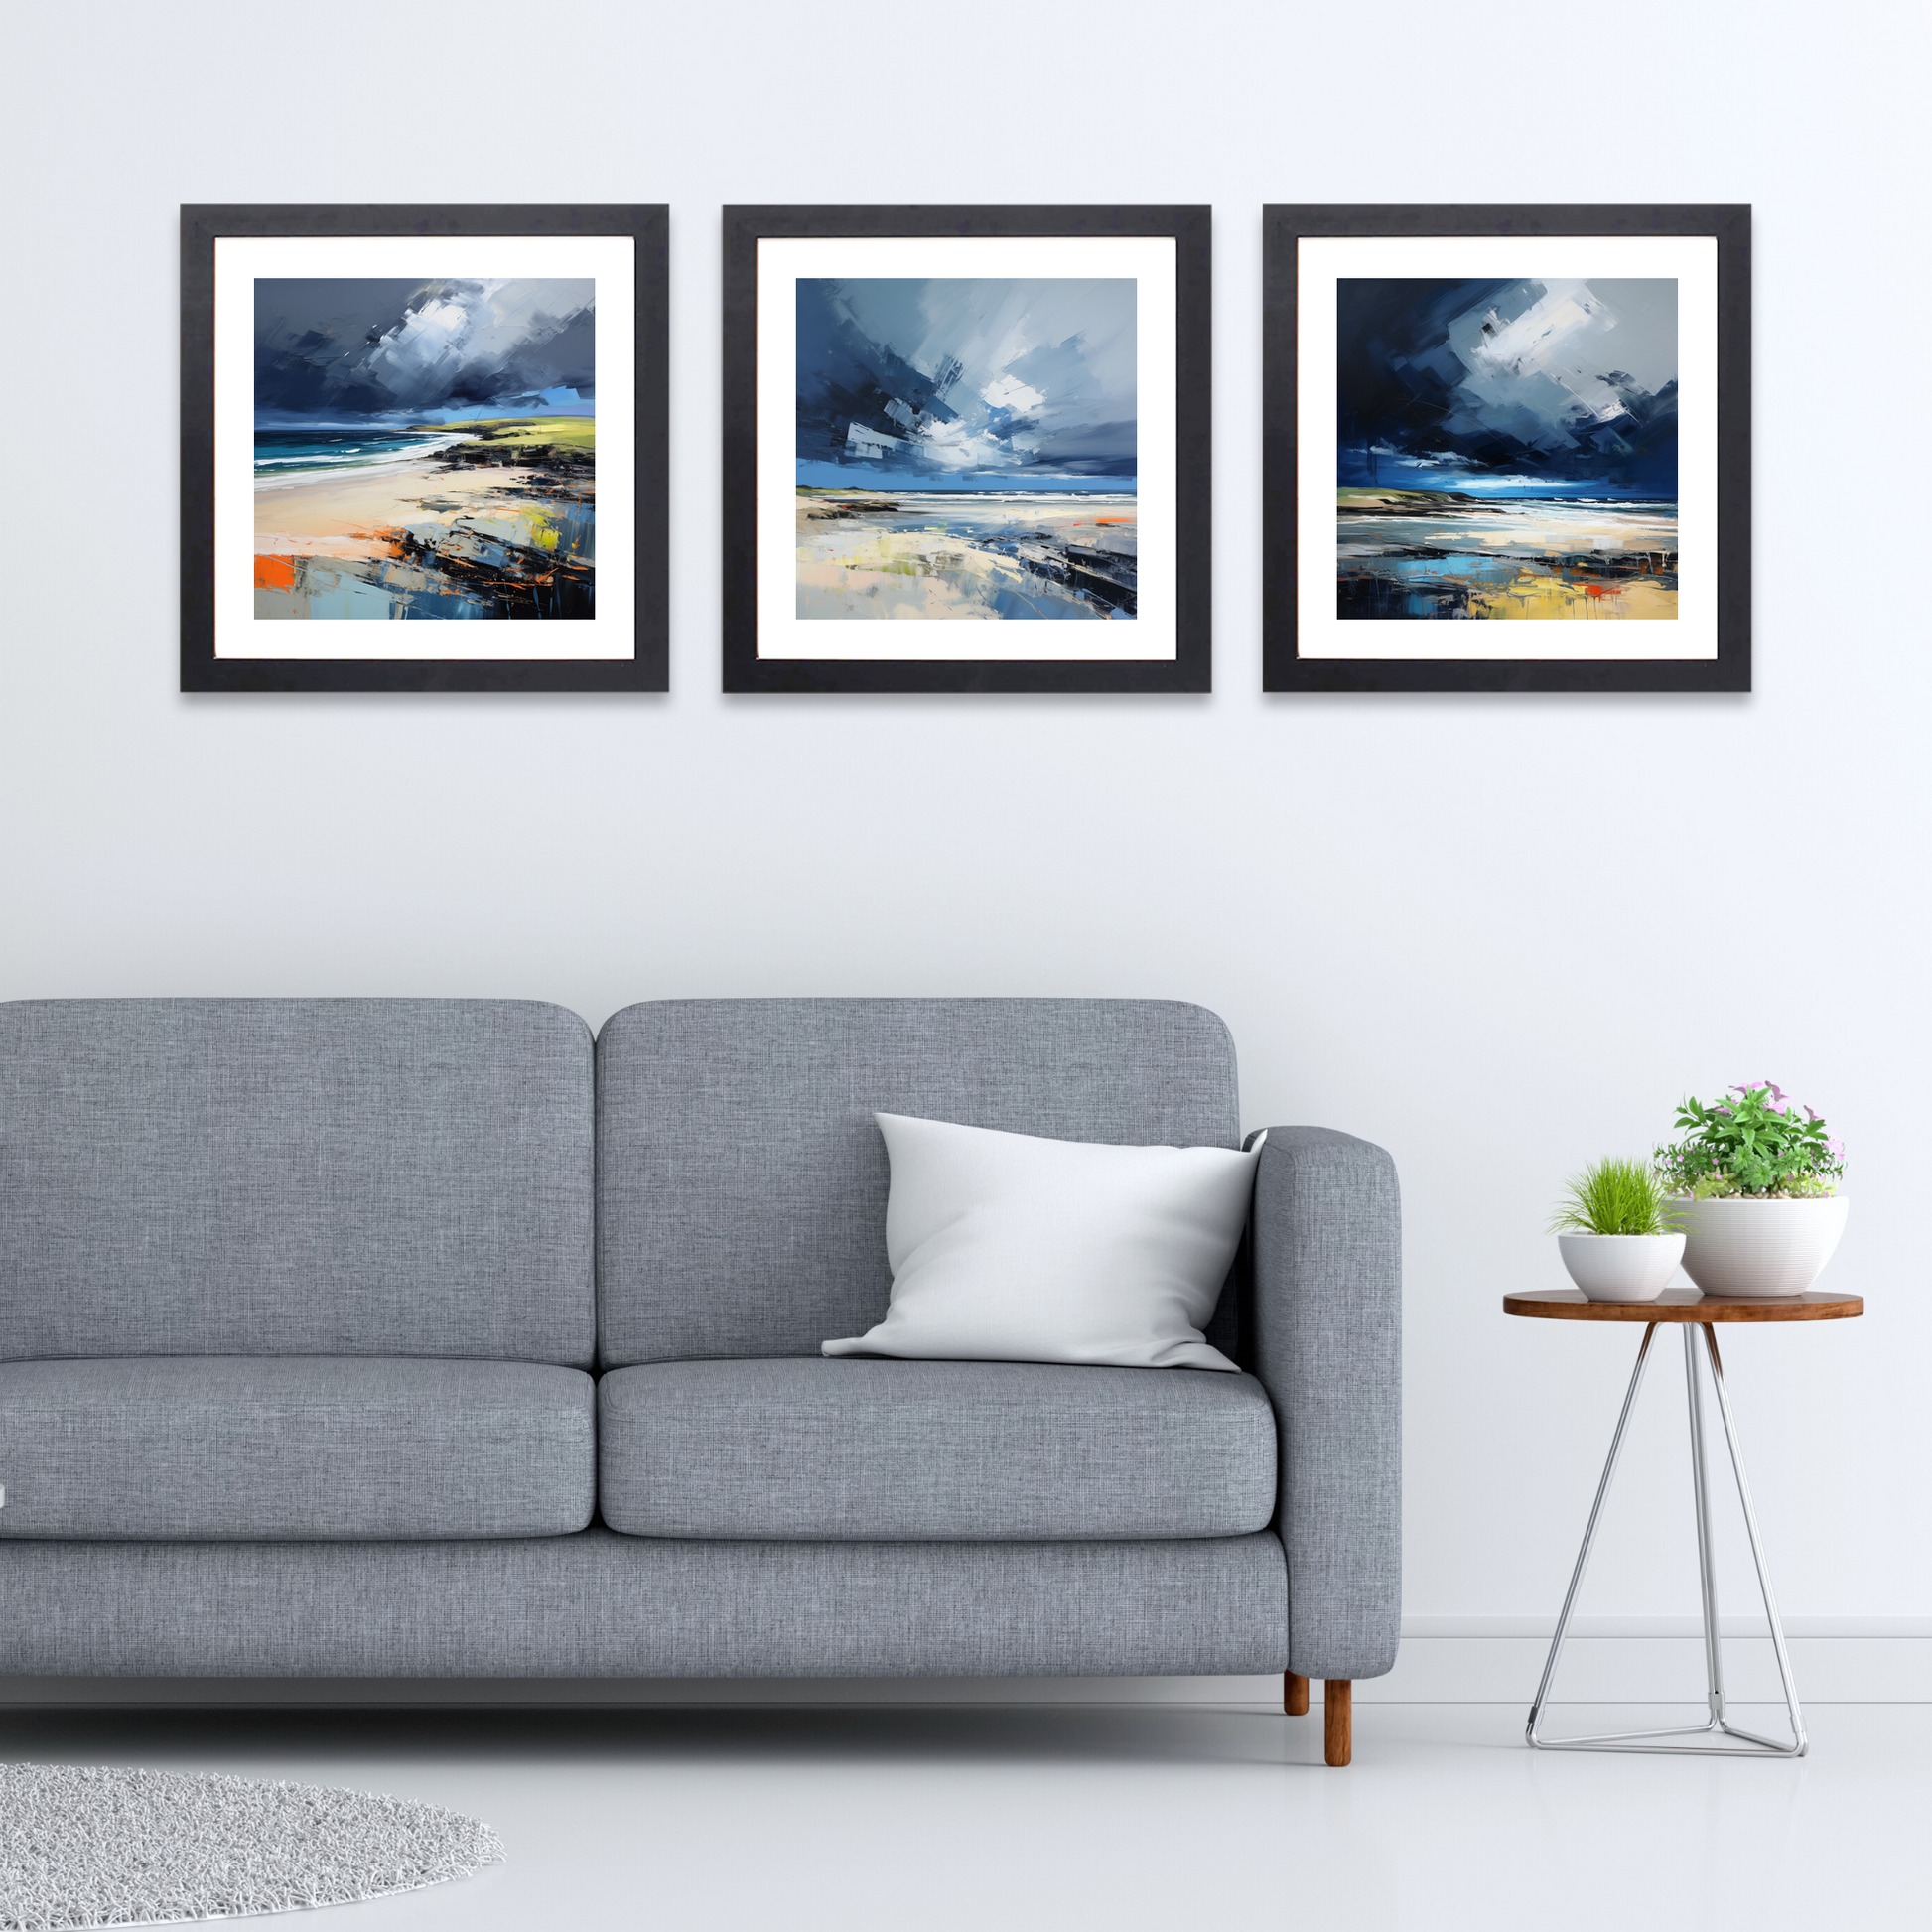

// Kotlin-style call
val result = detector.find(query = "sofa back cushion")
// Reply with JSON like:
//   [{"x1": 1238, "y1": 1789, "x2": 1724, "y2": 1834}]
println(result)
[
  {"x1": 595, "y1": 999, "x2": 1240, "y2": 1366},
  {"x1": 0, "y1": 999, "x2": 594, "y2": 1364}
]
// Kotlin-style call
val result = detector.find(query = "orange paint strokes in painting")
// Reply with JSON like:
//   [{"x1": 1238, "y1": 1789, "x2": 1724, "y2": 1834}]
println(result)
[{"x1": 254, "y1": 554, "x2": 296, "y2": 591}]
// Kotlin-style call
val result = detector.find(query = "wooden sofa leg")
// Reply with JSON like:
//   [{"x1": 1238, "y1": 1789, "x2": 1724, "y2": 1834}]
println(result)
[
  {"x1": 1284, "y1": 1672, "x2": 1310, "y2": 1716},
  {"x1": 1323, "y1": 1681, "x2": 1352, "y2": 1766}
]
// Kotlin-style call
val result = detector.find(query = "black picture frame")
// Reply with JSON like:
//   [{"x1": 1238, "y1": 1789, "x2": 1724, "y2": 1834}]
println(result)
[
  {"x1": 181, "y1": 203, "x2": 668, "y2": 692},
  {"x1": 1263, "y1": 204, "x2": 1750, "y2": 693},
  {"x1": 723, "y1": 204, "x2": 1211, "y2": 694}
]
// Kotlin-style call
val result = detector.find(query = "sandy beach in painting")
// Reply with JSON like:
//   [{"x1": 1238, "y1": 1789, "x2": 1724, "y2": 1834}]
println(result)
[
  {"x1": 253, "y1": 421, "x2": 594, "y2": 621},
  {"x1": 797, "y1": 490, "x2": 1137, "y2": 621},
  {"x1": 1337, "y1": 490, "x2": 1678, "y2": 621},
  {"x1": 256, "y1": 456, "x2": 519, "y2": 562}
]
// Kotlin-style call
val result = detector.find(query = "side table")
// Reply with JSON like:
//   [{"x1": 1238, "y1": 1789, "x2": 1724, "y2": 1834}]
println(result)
[{"x1": 1504, "y1": 1286, "x2": 1863, "y2": 1757}]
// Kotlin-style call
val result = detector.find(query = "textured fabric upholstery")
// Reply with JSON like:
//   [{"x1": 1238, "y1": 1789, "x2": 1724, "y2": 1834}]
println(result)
[
  {"x1": 0, "y1": 1531, "x2": 1287, "y2": 1677},
  {"x1": 595, "y1": 999, "x2": 1240, "y2": 1366},
  {"x1": 0, "y1": 992, "x2": 1398, "y2": 1694},
  {"x1": 0, "y1": 1000, "x2": 595, "y2": 1365},
  {"x1": 598, "y1": 1357, "x2": 1277, "y2": 1540},
  {"x1": 0, "y1": 1358, "x2": 594, "y2": 1540},
  {"x1": 1250, "y1": 1126, "x2": 1403, "y2": 1681}
]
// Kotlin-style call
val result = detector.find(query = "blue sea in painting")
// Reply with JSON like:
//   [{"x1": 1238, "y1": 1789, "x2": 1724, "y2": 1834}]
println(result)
[
  {"x1": 795, "y1": 276, "x2": 1139, "y2": 619},
  {"x1": 253, "y1": 428, "x2": 472, "y2": 478}
]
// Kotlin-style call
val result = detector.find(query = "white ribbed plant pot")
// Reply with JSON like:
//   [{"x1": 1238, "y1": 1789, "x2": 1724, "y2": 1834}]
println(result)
[
  {"x1": 1557, "y1": 1231, "x2": 1687, "y2": 1302},
  {"x1": 1671, "y1": 1195, "x2": 1850, "y2": 1298}
]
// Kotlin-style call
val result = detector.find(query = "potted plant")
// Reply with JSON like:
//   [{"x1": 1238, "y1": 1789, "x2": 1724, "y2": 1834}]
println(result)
[
  {"x1": 1549, "y1": 1157, "x2": 1686, "y2": 1302},
  {"x1": 1654, "y1": 1081, "x2": 1848, "y2": 1298}
]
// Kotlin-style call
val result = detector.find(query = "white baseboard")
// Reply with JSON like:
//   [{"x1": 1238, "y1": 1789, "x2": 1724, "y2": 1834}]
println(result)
[
  {"x1": 1365, "y1": 1636, "x2": 1932, "y2": 1704},
  {"x1": 1365, "y1": 1617, "x2": 1932, "y2": 1705},
  {"x1": 3, "y1": 1624, "x2": 1926, "y2": 1709}
]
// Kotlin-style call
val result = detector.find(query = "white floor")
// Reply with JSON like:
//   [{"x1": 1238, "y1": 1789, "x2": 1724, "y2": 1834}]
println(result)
[{"x1": 3, "y1": 1699, "x2": 1924, "y2": 1931}]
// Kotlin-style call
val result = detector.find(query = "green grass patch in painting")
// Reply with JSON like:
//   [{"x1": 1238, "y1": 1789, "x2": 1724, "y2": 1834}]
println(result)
[
  {"x1": 441, "y1": 416, "x2": 596, "y2": 453},
  {"x1": 1337, "y1": 486, "x2": 1473, "y2": 506}
]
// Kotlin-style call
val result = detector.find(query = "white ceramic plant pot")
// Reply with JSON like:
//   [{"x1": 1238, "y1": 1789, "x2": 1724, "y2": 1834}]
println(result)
[
  {"x1": 1670, "y1": 1195, "x2": 1850, "y2": 1298},
  {"x1": 1557, "y1": 1232, "x2": 1687, "y2": 1303}
]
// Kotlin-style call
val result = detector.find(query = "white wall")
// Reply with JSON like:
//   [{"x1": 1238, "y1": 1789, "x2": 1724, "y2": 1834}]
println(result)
[{"x1": 4, "y1": 0, "x2": 1925, "y2": 1674}]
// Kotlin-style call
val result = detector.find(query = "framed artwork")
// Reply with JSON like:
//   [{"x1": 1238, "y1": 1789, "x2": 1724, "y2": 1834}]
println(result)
[
  {"x1": 181, "y1": 204, "x2": 668, "y2": 692},
  {"x1": 723, "y1": 205, "x2": 1211, "y2": 693},
  {"x1": 1263, "y1": 205, "x2": 1750, "y2": 693}
]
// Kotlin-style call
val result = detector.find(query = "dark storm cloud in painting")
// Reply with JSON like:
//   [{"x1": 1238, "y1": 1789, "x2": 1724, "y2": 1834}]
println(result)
[
  {"x1": 795, "y1": 277, "x2": 1137, "y2": 490},
  {"x1": 255, "y1": 278, "x2": 596, "y2": 420},
  {"x1": 1337, "y1": 277, "x2": 1677, "y2": 495}
]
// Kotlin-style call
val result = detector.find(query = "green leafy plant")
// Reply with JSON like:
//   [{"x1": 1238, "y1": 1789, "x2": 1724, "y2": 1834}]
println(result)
[
  {"x1": 1549, "y1": 1157, "x2": 1684, "y2": 1237},
  {"x1": 1653, "y1": 1080, "x2": 1845, "y2": 1199}
]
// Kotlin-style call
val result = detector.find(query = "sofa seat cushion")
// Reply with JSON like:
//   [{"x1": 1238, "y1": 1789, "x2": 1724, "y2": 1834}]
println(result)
[
  {"x1": 0, "y1": 1358, "x2": 594, "y2": 1540},
  {"x1": 598, "y1": 1357, "x2": 1277, "y2": 1540}
]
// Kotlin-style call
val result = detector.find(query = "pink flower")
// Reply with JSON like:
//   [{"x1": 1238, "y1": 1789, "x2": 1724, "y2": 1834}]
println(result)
[{"x1": 1827, "y1": 1138, "x2": 1845, "y2": 1156}]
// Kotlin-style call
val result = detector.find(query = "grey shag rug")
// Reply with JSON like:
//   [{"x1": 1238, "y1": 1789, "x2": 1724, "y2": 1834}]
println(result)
[{"x1": 0, "y1": 1762, "x2": 505, "y2": 1930}]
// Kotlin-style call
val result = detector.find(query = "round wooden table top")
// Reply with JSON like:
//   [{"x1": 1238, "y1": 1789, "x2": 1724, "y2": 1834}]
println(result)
[{"x1": 1504, "y1": 1287, "x2": 1863, "y2": 1323}]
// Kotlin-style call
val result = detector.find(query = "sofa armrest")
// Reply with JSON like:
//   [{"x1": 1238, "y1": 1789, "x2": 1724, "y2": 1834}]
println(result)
[{"x1": 1248, "y1": 1125, "x2": 1402, "y2": 1681}]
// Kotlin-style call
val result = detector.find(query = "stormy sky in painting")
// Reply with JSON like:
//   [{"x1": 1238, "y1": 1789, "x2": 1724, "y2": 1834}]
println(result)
[
  {"x1": 254, "y1": 278, "x2": 596, "y2": 426},
  {"x1": 796, "y1": 278, "x2": 1136, "y2": 492},
  {"x1": 1337, "y1": 278, "x2": 1677, "y2": 497}
]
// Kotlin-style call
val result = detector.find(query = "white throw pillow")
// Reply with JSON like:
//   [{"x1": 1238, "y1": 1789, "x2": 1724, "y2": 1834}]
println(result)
[{"x1": 822, "y1": 1114, "x2": 1263, "y2": 1372}]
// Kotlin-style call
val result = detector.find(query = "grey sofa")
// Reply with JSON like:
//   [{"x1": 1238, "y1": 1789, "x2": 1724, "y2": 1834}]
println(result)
[{"x1": 0, "y1": 997, "x2": 1399, "y2": 1763}]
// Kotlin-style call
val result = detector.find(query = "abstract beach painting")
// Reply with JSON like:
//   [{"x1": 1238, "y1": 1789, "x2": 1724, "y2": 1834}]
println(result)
[
  {"x1": 183, "y1": 206, "x2": 665, "y2": 692},
  {"x1": 726, "y1": 207, "x2": 1209, "y2": 693},
  {"x1": 253, "y1": 277, "x2": 597, "y2": 621},
  {"x1": 794, "y1": 277, "x2": 1139, "y2": 621},
  {"x1": 1334, "y1": 277, "x2": 1678, "y2": 622},
  {"x1": 1265, "y1": 206, "x2": 1749, "y2": 691}
]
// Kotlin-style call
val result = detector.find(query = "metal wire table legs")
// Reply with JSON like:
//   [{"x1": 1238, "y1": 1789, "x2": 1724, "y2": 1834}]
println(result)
[{"x1": 1527, "y1": 1320, "x2": 1808, "y2": 1756}]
